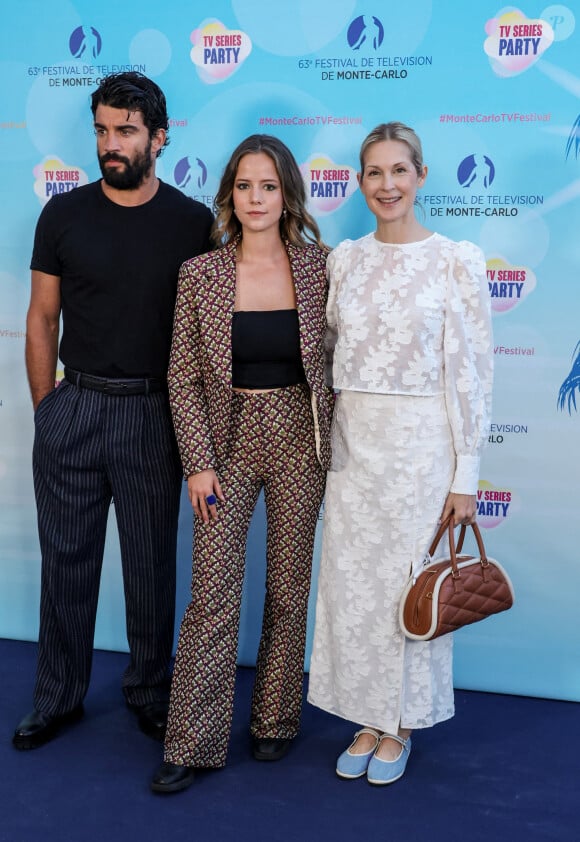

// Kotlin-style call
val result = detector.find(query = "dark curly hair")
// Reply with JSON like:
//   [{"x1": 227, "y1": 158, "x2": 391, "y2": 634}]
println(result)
[{"x1": 91, "y1": 72, "x2": 169, "y2": 157}]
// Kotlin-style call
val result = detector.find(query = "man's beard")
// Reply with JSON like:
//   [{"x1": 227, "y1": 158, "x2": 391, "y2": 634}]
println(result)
[{"x1": 99, "y1": 140, "x2": 153, "y2": 190}]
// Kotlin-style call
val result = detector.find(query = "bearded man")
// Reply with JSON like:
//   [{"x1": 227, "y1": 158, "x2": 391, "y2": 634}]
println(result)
[{"x1": 13, "y1": 72, "x2": 213, "y2": 750}]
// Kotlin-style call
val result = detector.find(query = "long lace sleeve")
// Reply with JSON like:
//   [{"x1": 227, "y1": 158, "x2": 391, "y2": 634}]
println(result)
[
  {"x1": 324, "y1": 246, "x2": 343, "y2": 388},
  {"x1": 167, "y1": 260, "x2": 215, "y2": 478},
  {"x1": 444, "y1": 241, "x2": 493, "y2": 494}
]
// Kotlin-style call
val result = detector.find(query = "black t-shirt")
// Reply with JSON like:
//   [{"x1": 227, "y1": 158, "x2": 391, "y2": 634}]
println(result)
[{"x1": 30, "y1": 179, "x2": 213, "y2": 379}]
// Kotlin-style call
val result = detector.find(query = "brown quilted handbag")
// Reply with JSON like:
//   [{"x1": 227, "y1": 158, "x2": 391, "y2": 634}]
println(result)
[{"x1": 399, "y1": 516, "x2": 514, "y2": 641}]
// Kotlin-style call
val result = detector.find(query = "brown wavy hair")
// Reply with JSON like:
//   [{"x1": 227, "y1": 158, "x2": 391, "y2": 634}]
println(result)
[{"x1": 211, "y1": 134, "x2": 325, "y2": 249}]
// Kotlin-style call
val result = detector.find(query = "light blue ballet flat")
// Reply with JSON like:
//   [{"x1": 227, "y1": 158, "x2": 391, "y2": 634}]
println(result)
[
  {"x1": 336, "y1": 728, "x2": 381, "y2": 779},
  {"x1": 366, "y1": 734, "x2": 412, "y2": 785}
]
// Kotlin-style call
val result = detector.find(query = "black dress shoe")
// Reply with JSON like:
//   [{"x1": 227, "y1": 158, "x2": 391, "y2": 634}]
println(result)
[
  {"x1": 127, "y1": 700, "x2": 169, "y2": 742},
  {"x1": 151, "y1": 761, "x2": 196, "y2": 793},
  {"x1": 12, "y1": 704, "x2": 84, "y2": 750},
  {"x1": 252, "y1": 737, "x2": 293, "y2": 761}
]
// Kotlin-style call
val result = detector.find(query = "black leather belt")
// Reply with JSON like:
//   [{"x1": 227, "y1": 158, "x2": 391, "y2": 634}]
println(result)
[{"x1": 64, "y1": 367, "x2": 164, "y2": 396}]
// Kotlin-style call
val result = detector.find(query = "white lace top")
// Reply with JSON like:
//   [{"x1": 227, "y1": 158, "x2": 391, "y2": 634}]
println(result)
[{"x1": 326, "y1": 231, "x2": 493, "y2": 493}]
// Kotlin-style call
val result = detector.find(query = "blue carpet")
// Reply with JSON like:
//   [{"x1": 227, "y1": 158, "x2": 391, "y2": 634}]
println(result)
[{"x1": 1, "y1": 638, "x2": 577, "y2": 842}]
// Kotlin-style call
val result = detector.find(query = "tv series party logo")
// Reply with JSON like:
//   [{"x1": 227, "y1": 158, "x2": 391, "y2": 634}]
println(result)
[
  {"x1": 486, "y1": 257, "x2": 536, "y2": 313},
  {"x1": 484, "y1": 9, "x2": 554, "y2": 77},
  {"x1": 33, "y1": 157, "x2": 88, "y2": 206},
  {"x1": 300, "y1": 156, "x2": 358, "y2": 214},
  {"x1": 476, "y1": 480, "x2": 514, "y2": 528},
  {"x1": 190, "y1": 19, "x2": 252, "y2": 83}
]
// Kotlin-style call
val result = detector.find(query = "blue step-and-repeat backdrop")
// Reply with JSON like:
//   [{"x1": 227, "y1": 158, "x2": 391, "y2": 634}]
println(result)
[{"x1": 1, "y1": 1, "x2": 579, "y2": 700}]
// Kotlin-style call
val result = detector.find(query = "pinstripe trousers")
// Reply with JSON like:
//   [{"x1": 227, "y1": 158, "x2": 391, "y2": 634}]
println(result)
[{"x1": 31, "y1": 379, "x2": 182, "y2": 714}]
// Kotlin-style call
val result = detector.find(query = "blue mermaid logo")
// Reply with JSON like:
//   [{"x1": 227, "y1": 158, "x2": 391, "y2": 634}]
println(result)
[
  {"x1": 565, "y1": 114, "x2": 580, "y2": 160},
  {"x1": 174, "y1": 157, "x2": 207, "y2": 190},
  {"x1": 559, "y1": 119, "x2": 580, "y2": 413},
  {"x1": 457, "y1": 154, "x2": 495, "y2": 189},
  {"x1": 69, "y1": 26, "x2": 102, "y2": 59},
  {"x1": 558, "y1": 342, "x2": 580, "y2": 413},
  {"x1": 347, "y1": 15, "x2": 385, "y2": 51}
]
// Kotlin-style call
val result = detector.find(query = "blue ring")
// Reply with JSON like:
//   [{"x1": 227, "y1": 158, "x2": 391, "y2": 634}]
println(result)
[{"x1": 205, "y1": 494, "x2": 217, "y2": 506}]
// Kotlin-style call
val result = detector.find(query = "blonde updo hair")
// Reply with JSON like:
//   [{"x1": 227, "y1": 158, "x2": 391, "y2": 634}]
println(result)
[{"x1": 359, "y1": 121, "x2": 424, "y2": 180}]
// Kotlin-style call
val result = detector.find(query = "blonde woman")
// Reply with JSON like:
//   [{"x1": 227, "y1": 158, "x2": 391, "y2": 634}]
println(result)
[{"x1": 308, "y1": 122, "x2": 493, "y2": 786}]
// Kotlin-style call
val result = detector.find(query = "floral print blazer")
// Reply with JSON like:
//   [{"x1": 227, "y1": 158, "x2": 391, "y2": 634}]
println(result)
[{"x1": 168, "y1": 238, "x2": 334, "y2": 478}]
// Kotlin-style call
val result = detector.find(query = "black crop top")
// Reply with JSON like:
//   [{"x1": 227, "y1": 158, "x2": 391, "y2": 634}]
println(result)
[{"x1": 231, "y1": 309, "x2": 307, "y2": 389}]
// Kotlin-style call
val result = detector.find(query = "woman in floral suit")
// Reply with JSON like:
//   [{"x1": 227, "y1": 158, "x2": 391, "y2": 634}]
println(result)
[
  {"x1": 308, "y1": 122, "x2": 493, "y2": 786},
  {"x1": 151, "y1": 135, "x2": 333, "y2": 793}
]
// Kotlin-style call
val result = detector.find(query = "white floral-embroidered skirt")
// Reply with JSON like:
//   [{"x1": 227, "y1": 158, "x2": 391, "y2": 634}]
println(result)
[{"x1": 308, "y1": 390, "x2": 456, "y2": 733}]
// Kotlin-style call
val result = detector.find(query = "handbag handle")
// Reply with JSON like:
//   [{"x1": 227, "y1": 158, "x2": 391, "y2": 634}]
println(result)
[{"x1": 427, "y1": 516, "x2": 489, "y2": 577}]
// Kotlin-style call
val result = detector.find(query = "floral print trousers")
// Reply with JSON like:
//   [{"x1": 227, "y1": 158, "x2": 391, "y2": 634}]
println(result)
[{"x1": 164, "y1": 385, "x2": 326, "y2": 767}]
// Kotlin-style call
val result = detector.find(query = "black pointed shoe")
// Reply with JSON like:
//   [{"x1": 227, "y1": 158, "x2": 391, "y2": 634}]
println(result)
[
  {"x1": 252, "y1": 737, "x2": 293, "y2": 761},
  {"x1": 151, "y1": 761, "x2": 196, "y2": 794},
  {"x1": 127, "y1": 700, "x2": 169, "y2": 742},
  {"x1": 12, "y1": 704, "x2": 84, "y2": 750}
]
